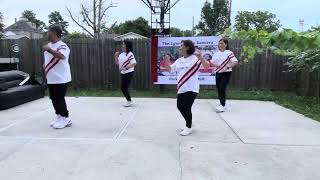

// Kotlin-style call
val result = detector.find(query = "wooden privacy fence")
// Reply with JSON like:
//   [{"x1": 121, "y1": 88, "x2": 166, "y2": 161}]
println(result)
[
  {"x1": 0, "y1": 39, "x2": 152, "y2": 89},
  {"x1": 0, "y1": 39, "x2": 318, "y2": 97}
]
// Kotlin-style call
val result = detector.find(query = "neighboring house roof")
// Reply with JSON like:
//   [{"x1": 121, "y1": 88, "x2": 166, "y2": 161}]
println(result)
[
  {"x1": 4, "y1": 31, "x2": 16, "y2": 36},
  {"x1": 2, "y1": 34, "x2": 29, "y2": 40},
  {"x1": 4, "y1": 18, "x2": 43, "y2": 33},
  {"x1": 113, "y1": 32, "x2": 148, "y2": 41}
]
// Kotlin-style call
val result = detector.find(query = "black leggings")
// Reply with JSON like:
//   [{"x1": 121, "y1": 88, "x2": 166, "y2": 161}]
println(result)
[
  {"x1": 177, "y1": 92, "x2": 198, "y2": 128},
  {"x1": 216, "y1": 72, "x2": 231, "y2": 107},
  {"x1": 121, "y1": 72, "x2": 134, "y2": 101},
  {"x1": 48, "y1": 83, "x2": 69, "y2": 117}
]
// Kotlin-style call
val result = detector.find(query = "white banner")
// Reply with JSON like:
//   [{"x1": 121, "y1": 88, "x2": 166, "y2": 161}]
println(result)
[{"x1": 155, "y1": 36, "x2": 221, "y2": 85}]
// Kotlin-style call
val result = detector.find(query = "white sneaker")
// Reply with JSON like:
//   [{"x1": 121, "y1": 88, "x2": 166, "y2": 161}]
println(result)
[
  {"x1": 180, "y1": 128, "x2": 193, "y2": 136},
  {"x1": 50, "y1": 115, "x2": 61, "y2": 127},
  {"x1": 216, "y1": 105, "x2": 226, "y2": 113},
  {"x1": 53, "y1": 117, "x2": 72, "y2": 129},
  {"x1": 181, "y1": 124, "x2": 196, "y2": 131},
  {"x1": 123, "y1": 101, "x2": 133, "y2": 107}
]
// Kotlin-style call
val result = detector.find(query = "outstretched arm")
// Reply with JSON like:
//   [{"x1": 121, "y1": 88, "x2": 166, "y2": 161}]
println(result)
[
  {"x1": 114, "y1": 52, "x2": 120, "y2": 65},
  {"x1": 195, "y1": 51, "x2": 209, "y2": 68},
  {"x1": 228, "y1": 60, "x2": 238, "y2": 69}
]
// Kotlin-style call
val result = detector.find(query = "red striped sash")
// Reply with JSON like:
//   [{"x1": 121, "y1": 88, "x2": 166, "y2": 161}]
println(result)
[
  {"x1": 121, "y1": 55, "x2": 134, "y2": 68},
  {"x1": 57, "y1": 45, "x2": 66, "y2": 51},
  {"x1": 215, "y1": 53, "x2": 234, "y2": 73},
  {"x1": 45, "y1": 57, "x2": 60, "y2": 76},
  {"x1": 44, "y1": 45, "x2": 66, "y2": 77},
  {"x1": 177, "y1": 60, "x2": 201, "y2": 90}
]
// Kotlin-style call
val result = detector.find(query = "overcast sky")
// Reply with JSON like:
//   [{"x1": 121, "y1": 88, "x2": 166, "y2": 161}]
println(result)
[{"x1": 0, "y1": 0, "x2": 319, "y2": 32}]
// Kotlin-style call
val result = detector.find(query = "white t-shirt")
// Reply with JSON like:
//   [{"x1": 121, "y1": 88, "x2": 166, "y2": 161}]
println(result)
[
  {"x1": 118, "y1": 52, "x2": 137, "y2": 74},
  {"x1": 170, "y1": 55, "x2": 201, "y2": 94},
  {"x1": 211, "y1": 50, "x2": 238, "y2": 73},
  {"x1": 44, "y1": 41, "x2": 71, "y2": 84}
]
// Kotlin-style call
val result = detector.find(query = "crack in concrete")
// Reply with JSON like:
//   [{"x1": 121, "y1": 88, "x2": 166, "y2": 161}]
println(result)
[
  {"x1": 114, "y1": 99, "x2": 145, "y2": 140},
  {"x1": 0, "y1": 138, "x2": 33, "y2": 163},
  {"x1": 0, "y1": 108, "x2": 51, "y2": 133},
  {"x1": 206, "y1": 100, "x2": 245, "y2": 143}
]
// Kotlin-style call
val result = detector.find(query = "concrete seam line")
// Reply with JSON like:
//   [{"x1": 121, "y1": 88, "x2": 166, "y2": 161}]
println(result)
[
  {"x1": 0, "y1": 138, "x2": 33, "y2": 163},
  {"x1": 178, "y1": 142, "x2": 183, "y2": 180},
  {"x1": 243, "y1": 142, "x2": 320, "y2": 147},
  {"x1": 206, "y1": 100, "x2": 245, "y2": 143},
  {"x1": 0, "y1": 97, "x2": 87, "y2": 134},
  {"x1": 0, "y1": 108, "x2": 51, "y2": 133},
  {"x1": 0, "y1": 136, "x2": 137, "y2": 142},
  {"x1": 114, "y1": 99, "x2": 146, "y2": 140}
]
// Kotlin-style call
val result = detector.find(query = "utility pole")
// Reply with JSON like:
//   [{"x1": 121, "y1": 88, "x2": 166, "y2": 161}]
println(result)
[
  {"x1": 299, "y1": 19, "x2": 304, "y2": 32},
  {"x1": 192, "y1": 16, "x2": 195, "y2": 36},
  {"x1": 228, "y1": 0, "x2": 232, "y2": 26}
]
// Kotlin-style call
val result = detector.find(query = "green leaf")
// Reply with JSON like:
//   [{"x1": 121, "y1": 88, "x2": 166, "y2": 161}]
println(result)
[{"x1": 313, "y1": 35, "x2": 320, "y2": 47}]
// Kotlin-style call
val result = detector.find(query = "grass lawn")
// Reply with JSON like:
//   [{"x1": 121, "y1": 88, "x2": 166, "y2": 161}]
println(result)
[{"x1": 67, "y1": 89, "x2": 320, "y2": 122}]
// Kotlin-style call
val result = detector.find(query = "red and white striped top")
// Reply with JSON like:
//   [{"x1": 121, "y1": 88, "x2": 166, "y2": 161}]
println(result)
[
  {"x1": 211, "y1": 50, "x2": 238, "y2": 73},
  {"x1": 44, "y1": 41, "x2": 71, "y2": 84},
  {"x1": 118, "y1": 52, "x2": 137, "y2": 74},
  {"x1": 170, "y1": 55, "x2": 201, "y2": 94}
]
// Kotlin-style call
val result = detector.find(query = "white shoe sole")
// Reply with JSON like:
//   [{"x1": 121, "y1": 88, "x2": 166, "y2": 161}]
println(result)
[
  {"x1": 50, "y1": 118, "x2": 60, "y2": 127},
  {"x1": 216, "y1": 108, "x2": 226, "y2": 113},
  {"x1": 216, "y1": 110, "x2": 225, "y2": 113},
  {"x1": 179, "y1": 129, "x2": 193, "y2": 136},
  {"x1": 180, "y1": 126, "x2": 195, "y2": 132},
  {"x1": 53, "y1": 121, "x2": 72, "y2": 129},
  {"x1": 180, "y1": 132, "x2": 192, "y2": 136}
]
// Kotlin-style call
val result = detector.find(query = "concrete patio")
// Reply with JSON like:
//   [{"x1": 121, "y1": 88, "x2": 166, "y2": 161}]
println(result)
[{"x1": 0, "y1": 97, "x2": 320, "y2": 180}]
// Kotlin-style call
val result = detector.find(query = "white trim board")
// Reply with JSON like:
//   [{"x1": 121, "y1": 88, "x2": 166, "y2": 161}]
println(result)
[{"x1": 0, "y1": 58, "x2": 19, "y2": 64}]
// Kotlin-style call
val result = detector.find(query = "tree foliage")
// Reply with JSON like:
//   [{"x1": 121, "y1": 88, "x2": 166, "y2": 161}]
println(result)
[
  {"x1": 48, "y1": 11, "x2": 69, "y2": 35},
  {"x1": 22, "y1": 10, "x2": 46, "y2": 30},
  {"x1": 170, "y1": 27, "x2": 193, "y2": 37},
  {"x1": 234, "y1": 11, "x2": 281, "y2": 32},
  {"x1": 223, "y1": 28, "x2": 320, "y2": 75},
  {"x1": 105, "y1": 17, "x2": 150, "y2": 37},
  {"x1": 196, "y1": 0, "x2": 230, "y2": 35},
  {"x1": 62, "y1": 32, "x2": 90, "y2": 41}
]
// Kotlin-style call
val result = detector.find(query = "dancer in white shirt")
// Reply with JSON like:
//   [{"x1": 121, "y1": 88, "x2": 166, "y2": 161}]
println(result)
[
  {"x1": 114, "y1": 41, "x2": 137, "y2": 107},
  {"x1": 211, "y1": 38, "x2": 238, "y2": 112},
  {"x1": 163, "y1": 40, "x2": 209, "y2": 136},
  {"x1": 43, "y1": 25, "x2": 72, "y2": 129}
]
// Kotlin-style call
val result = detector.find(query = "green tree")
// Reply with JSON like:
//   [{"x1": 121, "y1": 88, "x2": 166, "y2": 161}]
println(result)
[
  {"x1": 309, "y1": 26, "x2": 320, "y2": 32},
  {"x1": 101, "y1": 22, "x2": 118, "y2": 34},
  {"x1": 183, "y1": 30, "x2": 193, "y2": 37},
  {"x1": 48, "y1": 11, "x2": 69, "y2": 35},
  {"x1": 170, "y1": 27, "x2": 193, "y2": 37},
  {"x1": 170, "y1": 27, "x2": 183, "y2": 37},
  {"x1": 22, "y1": 10, "x2": 46, "y2": 30},
  {"x1": 196, "y1": 0, "x2": 230, "y2": 35},
  {"x1": 234, "y1": 11, "x2": 281, "y2": 32},
  {"x1": 107, "y1": 17, "x2": 150, "y2": 37},
  {"x1": 62, "y1": 32, "x2": 90, "y2": 41}
]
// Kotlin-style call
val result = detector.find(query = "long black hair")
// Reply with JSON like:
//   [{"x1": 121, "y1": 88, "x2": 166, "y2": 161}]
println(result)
[
  {"x1": 124, "y1": 40, "x2": 133, "y2": 55},
  {"x1": 219, "y1": 38, "x2": 230, "y2": 50}
]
